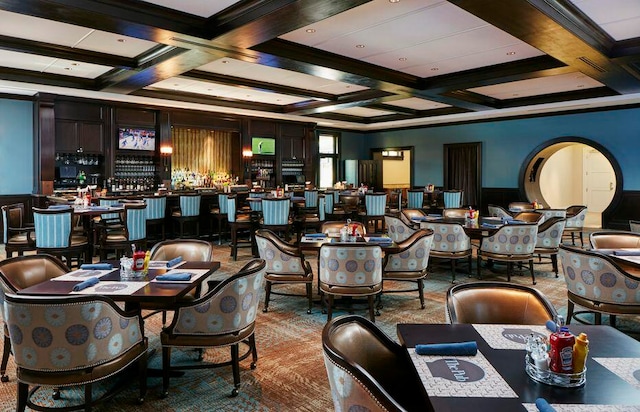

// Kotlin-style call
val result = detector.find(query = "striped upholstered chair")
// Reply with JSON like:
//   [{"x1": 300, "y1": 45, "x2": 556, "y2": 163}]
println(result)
[
  {"x1": 443, "y1": 190, "x2": 463, "y2": 208},
  {"x1": 143, "y1": 195, "x2": 166, "y2": 242},
  {"x1": 360, "y1": 193, "x2": 387, "y2": 233},
  {"x1": 211, "y1": 193, "x2": 232, "y2": 244},
  {"x1": 172, "y1": 193, "x2": 201, "y2": 238},
  {"x1": 4, "y1": 293, "x2": 148, "y2": 411},
  {"x1": 227, "y1": 195, "x2": 254, "y2": 261},
  {"x1": 407, "y1": 189, "x2": 424, "y2": 210},
  {"x1": 98, "y1": 202, "x2": 147, "y2": 260},
  {"x1": 33, "y1": 207, "x2": 89, "y2": 268},
  {"x1": 323, "y1": 190, "x2": 336, "y2": 219},
  {"x1": 423, "y1": 221, "x2": 472, "y2": 282},
  {"x1": 261, "y1": 197, "x2": 292, "y2": 240}
]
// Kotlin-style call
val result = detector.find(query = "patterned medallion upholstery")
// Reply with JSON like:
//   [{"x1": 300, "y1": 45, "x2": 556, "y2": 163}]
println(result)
[
  {"x1": 564, "y1": 205, "x2": 588, "y2": 246},
  {"x1": 318, "y1": 244, "x2": 382, "y2": 322},
  {"x1": 423, "y1": 221, "x2": 472, "y2": 282},
  {"x1": 534, "y1": 217, "x2": 566, "y2": 275},
  {"x1": 384, "y1": 214, "x2": 416, "y2": 243},
  {"x1": 322, "y1": 315, "x2": 428, "y2": 412},
  {"x1": 487, "y1": 204, "x2": 511, "y2": 219},
  {"x1": 407, "y1": 190, "x2": 424, "y2": 210},
  {"x1": 559, "y1": 244, "x2": 640, "y2": 327},
  {"x1": 255, "y1": 229, "x2": 314, "y2": 313},
  {"x1": 4, "y1": 294, "x2": 148, "y2": 411},
  {"x1": 1, "y1": 203, "x2": 36, "y2": 258},
  {"x1": 382, "y1": 229, "x2": 434, "y2": 309},
  {"x1": 477, "y1": 223, "x2": 539, "y2": 284},
  {"x1": 160, "y1": 259, "x2": 266, "y2": 398},
  {"x1": 539, "y1": 208, "x2": 567, "y2": 220}
]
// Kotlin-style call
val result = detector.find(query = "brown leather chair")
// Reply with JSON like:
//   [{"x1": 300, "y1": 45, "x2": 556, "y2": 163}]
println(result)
[
  {"x1": 442, "y1": 208, "x2": 468, "y2": 219},
  {"x1": 589, "y1": 230, "x2": 640, "y2": 249},
  {"x1": 320, "y1": 221, "x2": 367, "y2": 237},
  {"x1": 322, "y1": 315, "x2": 428, "y2": 412},
  {"x1": 513, "y1": 211, "x2": 544, "y2": 224},
  {"x1": 0, "y1": 254, "x2": 70, "y2": 383},
  {"x1": 400, "y1": 208, "x2": 426, "y2": 228},
  {"x1": 446, "y1": 282, "x2": 557, "y2": 324},
  {"x1": 508, "y1": 201, "x2": 534, "y2": 213},
  {"x1": 1, "y1": 203, "x2": 36, "y2": 257},
  {"x1": 5, "y1": 293, "x2": 148, "y2": 411}
]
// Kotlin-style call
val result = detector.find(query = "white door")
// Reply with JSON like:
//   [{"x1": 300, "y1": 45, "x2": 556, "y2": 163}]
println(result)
[{"x1": 582, "y1": 148, "x2": 615, "y2": 227}]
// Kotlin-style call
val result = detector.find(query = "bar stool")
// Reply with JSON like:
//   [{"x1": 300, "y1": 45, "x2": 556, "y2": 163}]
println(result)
[
  {"x1": 143, "y1": 195, "x2": 166, "y2": 243},
  {"x1": 261, "y1": 197, "x2": 292, "y2": 241},
  {"x1": 172, "y1": 193, "x2": 201, "y2": 238},
  {"x1": 98, "y1": 203, "x2": 147, "y2": 260},
  {"x1": 228, "y1": 196, "x2": 254, "y2": 261},
  {"x1": 359, "y1": 193, "x2": 387, "y2": 233},
  {"x1": 210, "y1": 193, "x2": 230, "y2": 244}
]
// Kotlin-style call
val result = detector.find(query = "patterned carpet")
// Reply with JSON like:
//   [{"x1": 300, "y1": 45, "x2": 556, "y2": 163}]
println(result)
[{"x1": 0, "y1": 239, "x2": 638, "y2": 411}]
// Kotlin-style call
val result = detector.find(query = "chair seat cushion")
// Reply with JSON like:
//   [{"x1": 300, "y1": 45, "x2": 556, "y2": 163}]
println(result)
[
  {"x1": 7, "y1": 232, "x2": 35, "y2": 245},
  {"x1": 430, "y1": 250, "x2": 472, "y2": 259},
  {"x1": 320, "y1": 283, "x2": 382, "y2": 296},
  {"x1": 534, "y1": 247, "x2": 558, "y2": 254},
  {"x1": 478, "y1": 250, "x2": 533, "y2": 261},
  {"x1": 161, "y1": 323, "x2": 254, "y2": 347},
  {"x1": 265, "y1": 272, "x2": 313, "y2": 282},
  {"x1": 382, "y1": 270, "x2": 427, "y2": 280},
  {"x1": 71, "y1": 235, "x2": 88, "y2": 246}
]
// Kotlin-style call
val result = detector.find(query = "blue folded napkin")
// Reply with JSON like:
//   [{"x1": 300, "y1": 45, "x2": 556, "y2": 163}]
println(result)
[
  {"x1": 411, "y1": 216, "x2": 428, "y2": 221},
  {"x1": 88, "y1": 206, "x2": 109, "y2": 211},
  {"x1": 504, "y1": 219, "x2": 525, "y2": 224},
  {"x1": 72, "y1": 277, "x2": 100, "y2": 291},
  {"x1": 155, "y1": 273, "x2": 192, "y2": 281},
  {"x1": 48, "y1": 205, "x2": 71, "y2": 210},
  {"x1": 111, "y1": 203, "x2": 124, "y2": 208},
  {"x1": 481, "y1": 223, "x2": 500, "y2": 229},
  {"x1": 80, "y1": 263, "x2": 113, "y2": 270},
  {"x1": 368, "y1": 237, "x2": 392, "y2": 243},
  {"x1": 428, "y1": 214, "x2": 442, "y2": 217},
  {"x1": 535, "y1": 398, "x2": 557, "y2": 412},
  {"x1": 613, "y1": 249, "x2": 640, "y2": 256},
  {"x1": 166, "y1": 256, "x2": 183, "y2": 267},
  {"x1": 306, "y1": 233, "x2": 327, "y2": 238},
  {"x1": 415, "y1": 341, "x2": 477, "y2": 356},
  {"x1": 545, "y1": 320, "x2": 558, "y2": 333}
]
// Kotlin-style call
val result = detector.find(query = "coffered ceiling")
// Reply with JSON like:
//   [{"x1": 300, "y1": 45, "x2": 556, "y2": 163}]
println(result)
[{"x1": 1, "y1": 0, "x2": 640, "y2": 131}]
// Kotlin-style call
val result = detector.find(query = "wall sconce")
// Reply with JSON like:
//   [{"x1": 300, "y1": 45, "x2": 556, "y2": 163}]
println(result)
[
  {"x1": 160, "y1": 144, "x2": 173, "y2": 171},
  {"x1": 242, "y1": 149, "x2": 253, "y2": 176},
  {"x1": 242, "y1": 149, "x2": 253, "y2": 158}
]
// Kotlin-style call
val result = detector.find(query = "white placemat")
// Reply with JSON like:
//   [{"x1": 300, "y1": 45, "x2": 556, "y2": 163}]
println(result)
[
  {"x1": 147, "y1": 260, "x2": 186, "y2": 269},
  {"x1": 473, "y1": 324, "x2": 550, "y2": 350},
  {"x1": 408, "y1": 349, "x2": 517, "y2": 398},
  {"x1": 523, "y1": 403, "x2": 640, "y2": 411},
  {"x1": 300, "y1": 236, "x2": 330, "y2": 243},
  {"x1": 151, "y1": 268, "x2": 210, "y2": 283},
  {"x1": 594, "y1": 358, "x2": 640, "y2": 391},
  {"x1": 70, "y1": 281, "x2": 147, "y2": 295},
  {"x1": 52, "y1": 269, "x2": 115, "y2": 281}
]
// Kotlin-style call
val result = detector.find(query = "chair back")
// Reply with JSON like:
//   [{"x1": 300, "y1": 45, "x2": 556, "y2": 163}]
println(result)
[
  {"x1": 226, "y1": 196, "x2": 239, "y2": 223},
  {"x1": 4, "y1": 293, "x2": 146, "y2": 379},
  {"x1": 480, "y1": 223, "x2": 538, "y2": 255},
  {"x1": 319, "y1": 244, "x2": 382, "y2": 292},
  {"x1": 407, "y1": 190, "x2": 424, "y2": 209},
  {"x1": 322, "y1": 315, "x2": 426, "y2": 412},
  {"x1": 487, "y1": 204, "x2": 511, "y2": 219},
  {"x1": 150, "y1": 239, "x2": 213, "y2": 261},
  {"x1": 321, "y1": 221, "x2": 367, "y2": 236},
  {"x1": 169, "y1": 259, "x2": 266, "y2": 336},
  {"x1": 423, "y1": 221, "x2": 471, "y2": 253},
  {"x1": 339, "y1": 194, "x2": 360, "y2": 213},
  {"x1": 143, "y1": 195, "x2": 166, "y2": 221},
  {"x1": 262, "y1": 198, "x2": 290, "y2": 226},
  {"x1": 318, "y1": 195, "x2": 326, "y2": 221},
  {"x1": 384, "y1": 229, "x2": 433, "y2": 273},
  {"x1": 443, "y1": 208, "x2": 468, "y2": 219},
  {"x1": 365, "y1": 193, "x2": 387, "y2": 217},
  {"x1": 384, "y1": 215, "x2": 416, "y2": 243},
  {"x1": 248, "y1": 192, "x2": 265, "y2": 212},
  {"x1": 446, "y1": 282, "x2": 557, "y2": 324},
  {"x1": 124, "y1": 203, "x2": 147, "y2": 241},
  {"x1": 513, "y1": 211, "x2": 544, "y2": 224},
  {"x1": 387, "y1": 190, "x2": 402, "y2": 212},
  {"x1": 179, "y1": 194, "x2": 201, "y2": 217},
  {"x1": 565, "y1": 205, "x2": 587, "y2": 228},
  {"x1": 535, "y1": 217, "x2": 566, "y2": 250},
  {"x1": 589, "y1": 230, "x2": 640, "y2": 249},
  {"x1": 539, "y1": 208, "x2": 567, "y2": 220},
  {"x1": 400, "y1": 209, "x2": 425, "y2": 226},
  {"x1": 508, "y1": 201, "x2": 533, "y2": 213},
  {"x1": 0, "y1": 254, "x2": 69, "y2": 294},
  {"x1": 98, "y1": 197, "x2": 122, "y2": 221},
  {"x1": 2, "y1": 203, "x2": 26, "y2": 244},
  {"x1": 33, "y1": 207, "x2": 73, "y2": 248},
  {"x1": 323, "y1": 192, "x2": 335, "y2": 215},
  {"x1": 304, "y1": 190, "x2": 318, "y2": 208},
  {"x1": 255, "y1": 229, "x2": 307, "y2": 275},
  {"x1": 630, "y1": 220, "x2": 640, "y2": 233},
  {"x1": 443, "y1": 190, "x2": 462, "y2": 208}
]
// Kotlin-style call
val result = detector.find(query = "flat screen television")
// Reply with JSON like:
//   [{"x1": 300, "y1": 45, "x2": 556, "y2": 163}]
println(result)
[
  {"x1": 118, "y1": 128, "x2": 156, "y2": 151},
  {"x1": 252, "y1": 137, "x2": 276, "y2": 155}
]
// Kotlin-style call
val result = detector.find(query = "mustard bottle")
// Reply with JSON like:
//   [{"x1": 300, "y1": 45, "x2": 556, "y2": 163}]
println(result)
[
  {"x1": 572, "y1": 332, "x2": 589, "y2": 373},
  {"x1": 143, "y1": 250, "x2": 151, "y2": 274}
]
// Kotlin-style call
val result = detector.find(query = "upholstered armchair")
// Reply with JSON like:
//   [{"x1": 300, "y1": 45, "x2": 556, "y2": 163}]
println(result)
[
  {"x1": 559, "y1": 244, "x2": 640, "y2": 327},
  {"x1": 564, "y1": 205, "x2": 588, "y2": 246},
  {"x1": 255, "y1": 229, "x2": 314, "y2": 314},
  {"x1": 4, "y1": 293, "x2": 148, "y2": 411},
  {"x1": 1, "y1": 203, "x2": 36, "y2": 258},
  {"x1": 98, "y1": 203, "x2": 147, "y2": 260},
  {"x1": 487, "y1": 204, "x2": 511, "y2": 219},
  {"x1": 160, "y1": 259, "x2": 266, "y2": 398},
  {"x1": 476, "y1": 223, "x2": 539, "y2": 284},
  {"x1": 442, "y1": 208, "x2": 468, "y2": 219},
  {"x1": 589, "y1": 230, "x2": 640, "y2": 249},
  {"x1": 33, "y1": 207, "x2": 89, "y2": 268},
  {"x1": 318, "y1": 244, "x2": 382, "y2": 322},
  {"x1": 384, "y1": 214, "x2": 416, "y2": 243},
  {"x1": 446, "y1": 282, "x2": 557, "y2": 324},
  {"x1": 381, "y1": 229, "x2": 433, "y2": 309},
  {"x1": 400, "y1": 208, "x2": 426, "y2": 228},
  {"x1": 539, "y1": 208, "x2": 567, "y2": 221},
  {"x1": 534, "y1": 217, "x2": 566, "y2": 275},
  {"x1": 423, "y1": 221, "x2": 472, "y2": 282},
  {"x1": 322, "y1": 315, "x2": 428, "y2": 412},
  {"x1": 513, "y1": 211, "x2": 545, "y2": 224}
]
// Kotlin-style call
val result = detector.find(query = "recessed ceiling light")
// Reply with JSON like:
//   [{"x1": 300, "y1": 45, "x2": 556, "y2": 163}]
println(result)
[
  {"x1": 506, "y1": 51, "x2": 516, "y2": 55},
  {"x1": 64, "y1": 67, "x2": 72, "y2": 71},
  {"x1": 355, "y1": 44, "x2": 365, "y2": 48},
  {"x1": 306, "y1": 29, "x2": 316, "y2": 33},
  {"x1": 399, "y1": 57, "x2": 407, "y2": 61},
  {"x1": 577, "y1": 84, "x2": 584, "y2": 88},
  {"x1": 276, "y1": 99, "x2": 282, "y2": 102},
  {"x1": 513, "y1": 93, "x2": 519, "y2": 97},
  {"x1": 173, "y1": 83, "x2": 179, "y2": 87},
  {"x1": 71, "y1": 63, "x2": 79, "y2": 66},
  {"x1": 430, "y1": 67, "x2": 439, "y2": 71},
  {"x1": 246, "y1": 95, "x2": 251, "y2": 97},
  {"x1": 117, "y1": 39, "x2": 125, "y2": 43},
  {"x1": 389, "y1": 0, "x2": 400, "y2": 3},
  {"x1": 346, "y1": 85, "x2": 351, "y2": 88},
  {"x1": 222, "y1": 60, "x2": 229, "y2": 64}
]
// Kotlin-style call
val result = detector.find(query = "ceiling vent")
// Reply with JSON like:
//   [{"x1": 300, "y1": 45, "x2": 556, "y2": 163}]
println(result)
[{"x1": 577, "y1": 56, "x2": 607, "y2": 73}]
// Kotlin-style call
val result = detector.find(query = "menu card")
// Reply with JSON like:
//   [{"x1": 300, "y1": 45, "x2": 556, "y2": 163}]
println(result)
[{"x1": 473, "y1": 324, "x2": 549, "y2": 350}]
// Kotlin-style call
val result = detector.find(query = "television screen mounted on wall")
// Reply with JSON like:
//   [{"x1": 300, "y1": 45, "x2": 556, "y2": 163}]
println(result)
[{"x1": 118, "y1": 128, "x2": 156, "y2": 151}]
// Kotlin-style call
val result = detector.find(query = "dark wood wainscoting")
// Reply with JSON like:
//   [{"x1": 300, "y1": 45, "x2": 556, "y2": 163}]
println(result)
[
  {"x1": 603, "y1": 190, "x2": 640, "y2": 230},
  {"x1": 481, "y1": 188, "x2": 521, "y2": 215}
]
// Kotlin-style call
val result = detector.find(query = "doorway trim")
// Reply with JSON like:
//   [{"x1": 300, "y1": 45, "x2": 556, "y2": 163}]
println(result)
[
  {"x1": 518, "y1": 136, "x2": 623, "y2": 228},
  {"x1": 370, "y1": 146, "x2": 415, "y2": 188}
]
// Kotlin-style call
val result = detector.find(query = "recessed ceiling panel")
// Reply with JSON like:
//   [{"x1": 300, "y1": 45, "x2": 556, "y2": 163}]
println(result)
[
  {"x1": 0, "y1": 10, "x2": 158, "y2": 58},
  {"x1": 147, "y1": 77, "x2": 313, "y2": 105},
  {"x1": 197, "y1": 58, "x2": 368, "y2": 95},
  {"x1": 0, "y1": 49, "x2": 112, "y2": 78},
  {"x1": 569, "y1": 0, "x2": 640, "y2": 41},
  {"x1": 468, "y1": 72, "x2": 604, "y2": 100},
  {"x1": 280, "y1": 0, "x2": 543, "y2": 77},
  {"x1": 140, "y1": 0, "x2": 242, "y2": 18},
  {"x1": 331, "y1": 107, "x2": 397, "y2": 117},
  {"x1": 384, "y1": 97, "x2": 450, "y2": 110}
]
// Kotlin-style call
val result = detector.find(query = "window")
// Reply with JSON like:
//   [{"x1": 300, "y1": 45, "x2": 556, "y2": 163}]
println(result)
[{"x1": 318, "y1": 133, "x2": 339, "y2": 188}]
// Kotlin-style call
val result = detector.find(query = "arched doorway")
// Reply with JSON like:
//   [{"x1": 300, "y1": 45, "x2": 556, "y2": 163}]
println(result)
[{"x1": 520, "y1": 137, "x2": 623, "y2": 229}]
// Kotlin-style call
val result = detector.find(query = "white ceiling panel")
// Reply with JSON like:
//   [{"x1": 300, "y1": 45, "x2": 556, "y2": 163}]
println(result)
[
  {"x1": 331, "y1": 107, "x2": 397, "y2": 117},
  {"x1": 140, "y1": 0, "x2": 242, "y2": 18},
  {"x1": 384, "y1": 98, "x2": 450, "y2": 110},
  {"x1": 197, "y1": 58, "x2": 368, "y2": 95},
  {"x1": 0, "y1": 49, "x2": 112, "y2": 78},
  {"x1": 147, "y1": 77, "x2": 313, "y2": 105},
  {"x1": 468, "y1": 72, "x2": 604, "y2": 100},
  {"x1": 0, "y1": 10, "x2": 157, "y2": 58},
  {"x1": 570, "y1": 0, "x2": 640, "y2": 40}
]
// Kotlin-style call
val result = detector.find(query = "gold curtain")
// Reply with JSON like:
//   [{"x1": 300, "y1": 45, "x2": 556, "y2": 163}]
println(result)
[{"x1": 171, "y1": 128, "x2": 232, "y2": 174}]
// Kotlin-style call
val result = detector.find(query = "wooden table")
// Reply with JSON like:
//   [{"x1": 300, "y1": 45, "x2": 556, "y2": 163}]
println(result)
[{"x1": 397, "y1": 323, "x2": 640, "y2": 411}]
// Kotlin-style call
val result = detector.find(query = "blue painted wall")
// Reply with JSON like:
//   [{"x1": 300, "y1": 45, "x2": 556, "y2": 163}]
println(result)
[
  {"x1": 353, "y1": 107, "x2": 640, "y2": 190},
  {"x1": 0, "y1": 99, "x2": 33, "y2": 195}
]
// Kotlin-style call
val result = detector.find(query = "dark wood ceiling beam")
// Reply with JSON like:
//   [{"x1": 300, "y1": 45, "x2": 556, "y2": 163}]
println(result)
[
  {"x1": 0, "y1": 66, "x2": 96, "y2": 89},
  {"x1": 450, "y1": 0, "x2": 640, "y2": 94},
  {"x1": 497, "y1": 86, "x2": 617, "y2": 109},
  {"x1": 133, "y1": 88, "x2": 283, "y2": 113},
  {"x1": 283, "y1": 90, "x2": 392, "y2": 115}
]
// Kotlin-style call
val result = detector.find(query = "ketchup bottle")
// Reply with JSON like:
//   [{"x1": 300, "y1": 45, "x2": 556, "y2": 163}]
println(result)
[
  {"x1": 549, "y1": 320, "x2": 575, "y2": 373},
  {"x1": 132, "y1": 245, "x2": 145, "y2": 272}
]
